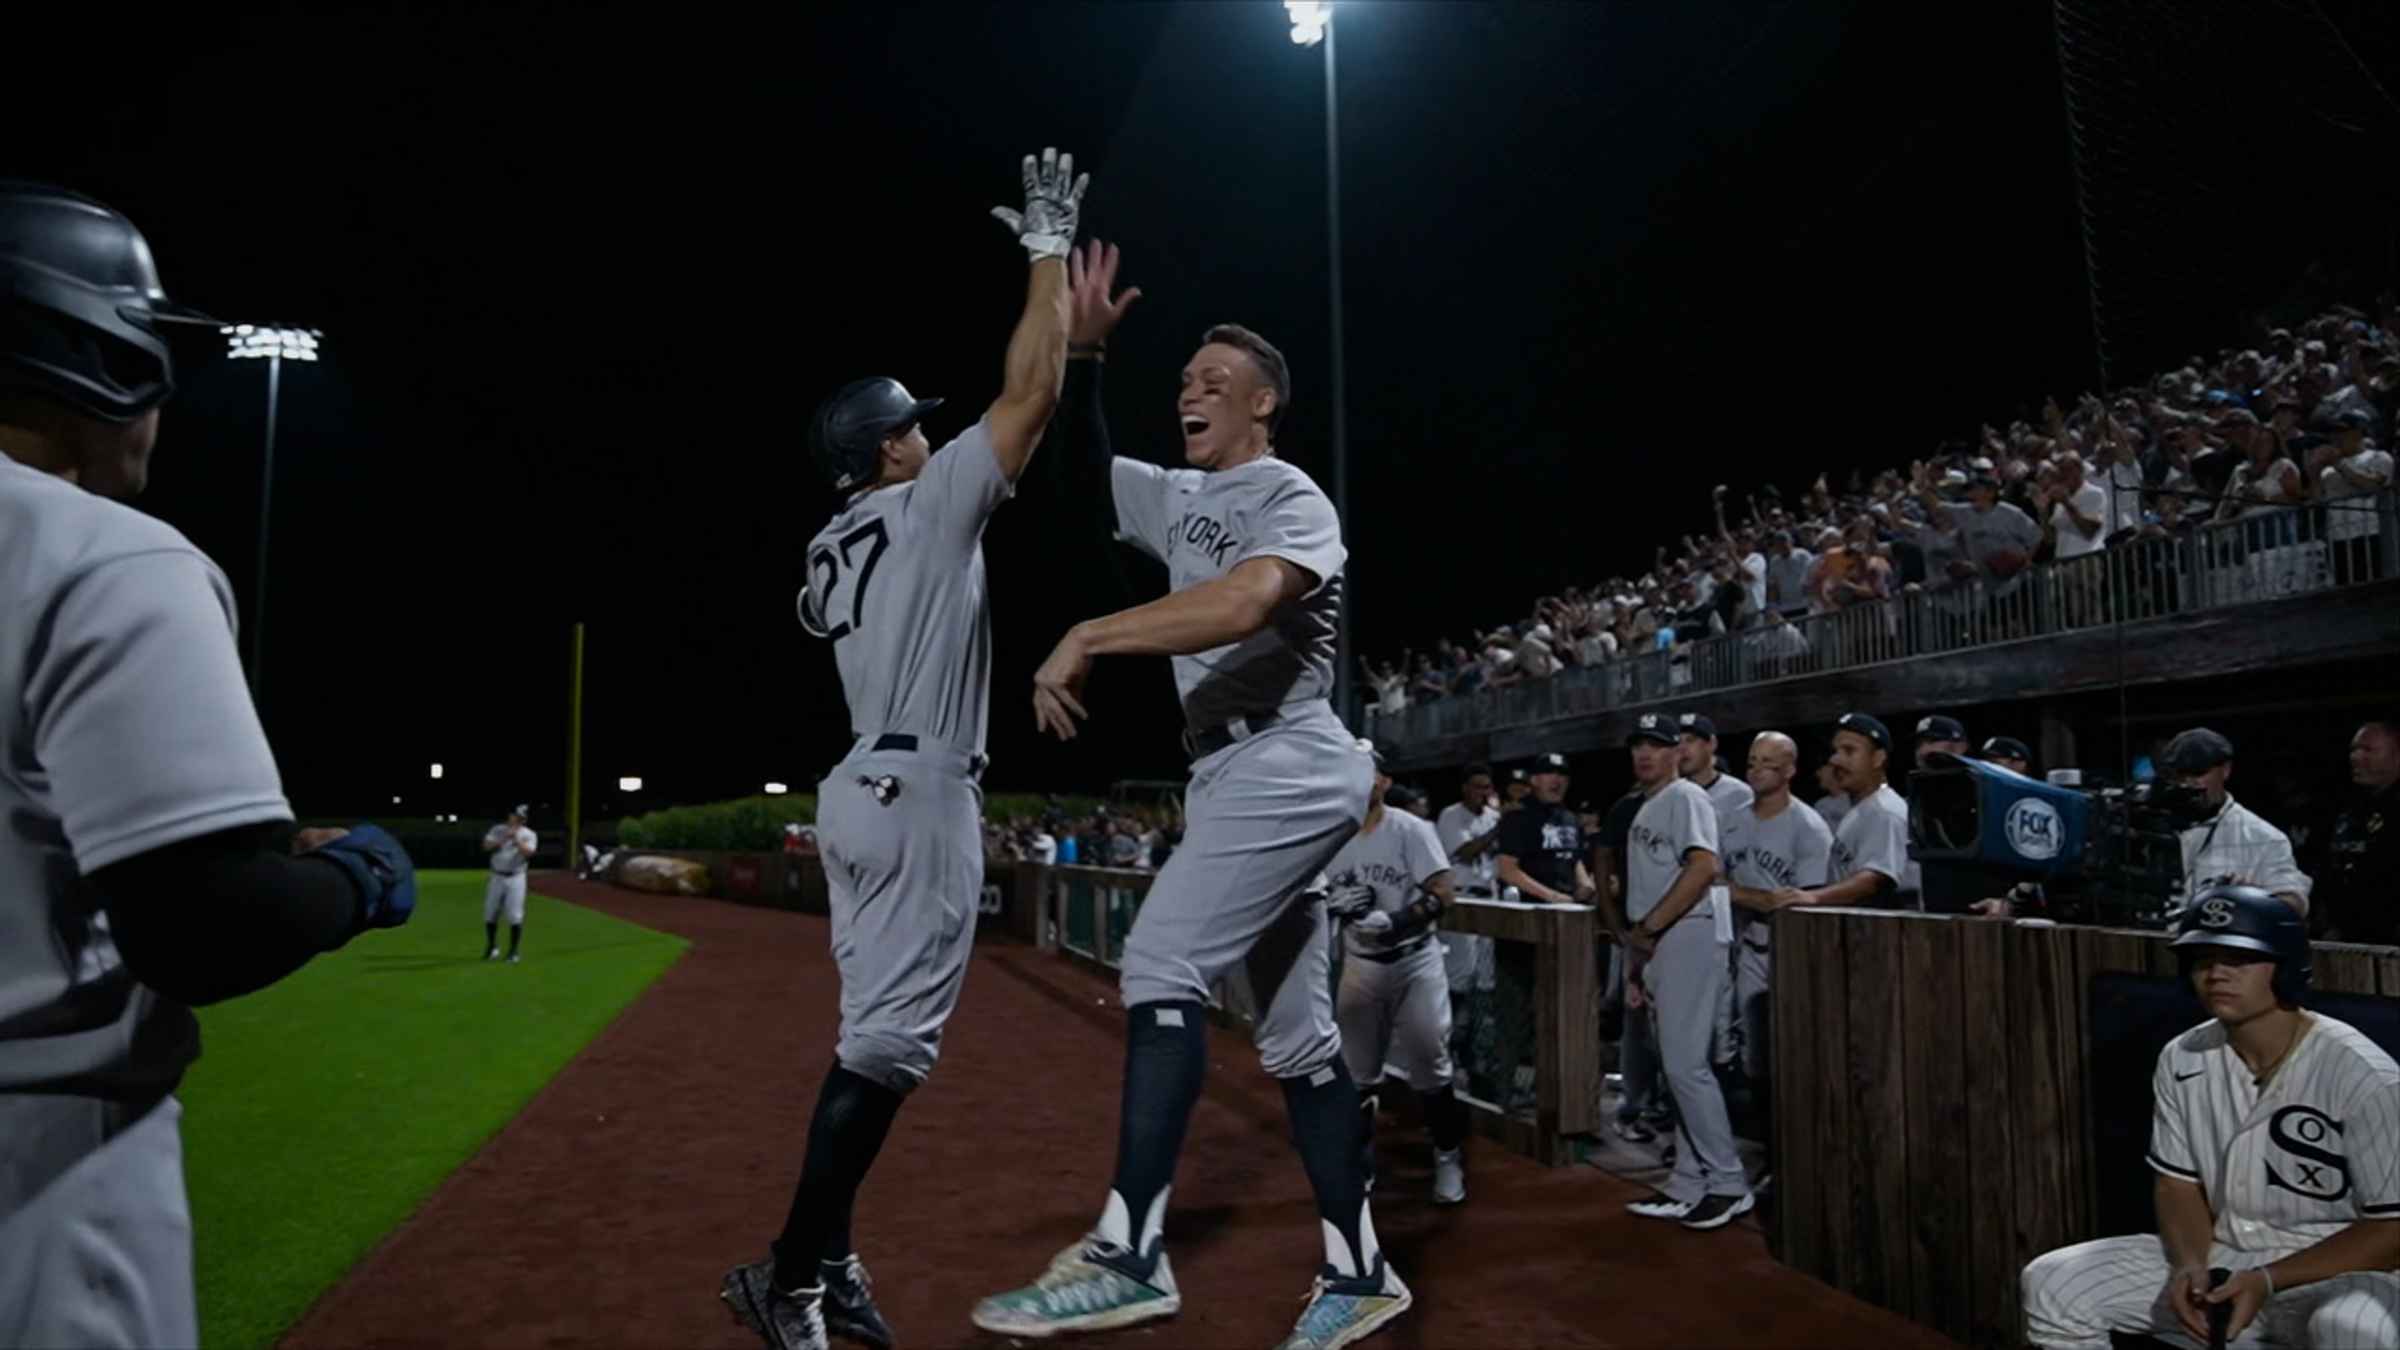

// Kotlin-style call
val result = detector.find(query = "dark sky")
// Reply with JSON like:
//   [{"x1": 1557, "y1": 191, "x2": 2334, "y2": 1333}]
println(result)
[{"x1": 15, "y1": 2, "x2": 2391, "y2": 818}]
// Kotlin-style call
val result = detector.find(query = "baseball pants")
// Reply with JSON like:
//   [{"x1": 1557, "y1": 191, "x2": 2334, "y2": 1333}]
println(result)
[
  {"x1": 1735, "y1": 938, "x2": 1771, "y2": 1088},
  {"x1": 482, "y1": 871, "x2": 527, "y2": 925},
  {"x1": 1119, "y1": 706, "x2": 1371, "y2": 1080},
  {"x1": 2023, "y1": 1234, "x2": 2400, "y2": 1348},
  {"x1": 1337, "y1": 939, "x2": 1455, "y2": 1093},
  {"x1": 817, "y1": 742, "x2": 986, "y2": 1096},
  {"x1": 1646, "y1": 910, "x2": 1748, "y2": 1204},
  {"x1": 1608, "y1": 946, "x2": 1670, "y2": 1125},
  {"x1": 0, "y1": 1096, "x2": 195, "y2": 1350}
]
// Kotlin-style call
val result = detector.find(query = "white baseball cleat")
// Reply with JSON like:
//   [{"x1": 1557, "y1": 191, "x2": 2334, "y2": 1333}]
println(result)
[
  {"x1": 483, "y1": 947, "x2": 499, "y2": 961},
  {"x1": 1625, "y1": 1192, "x2": 1696, "y2": 1222},
  {"x1": 1431, "y1": 1149, "x2": 1465, "y2": 1205}
]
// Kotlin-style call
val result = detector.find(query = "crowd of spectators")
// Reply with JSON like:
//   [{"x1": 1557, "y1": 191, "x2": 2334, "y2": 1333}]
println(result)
[
  {"x1": 1364, "y1": 303, "x2": 2398, "y2": 720},
  {"x1": 981, "y1": 802, "x2": 1185, "y2": 872}
]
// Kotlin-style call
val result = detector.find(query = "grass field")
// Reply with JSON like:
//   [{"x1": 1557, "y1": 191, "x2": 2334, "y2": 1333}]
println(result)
[{"x1": 178, "y1": 871, "x2": 687, "y2": 1349}]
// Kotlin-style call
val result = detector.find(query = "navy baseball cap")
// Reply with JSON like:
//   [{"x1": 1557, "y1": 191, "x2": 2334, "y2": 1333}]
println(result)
[
  {"x1": 1628, "y1": 713, "x2": 1678, "y2": 747},
  {"x1": 1836, "y1": 712, "x2": 1892, "y2": 752},
  {"x1": 1529, "y1": 752, "x2": 1570, "y2": 777},
  {"x1": 2164, "y1": 727, "x2": 2235, "y2": 774},
  {"x1": 1678, "y1": 712, "x2": 1718, "y2": 741},
  {"x1": 1981, "y1": 736, "x2": 2032, "y2": 762},
  {"x1": 1916, "y1": 715, "x2": 1967, "y2": 743}
]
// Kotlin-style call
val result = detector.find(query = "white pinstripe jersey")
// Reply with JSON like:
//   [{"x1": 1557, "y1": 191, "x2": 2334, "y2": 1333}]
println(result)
[{"x1": 2147, "y1": 1013, "x2": 2400, "y2": 1257}]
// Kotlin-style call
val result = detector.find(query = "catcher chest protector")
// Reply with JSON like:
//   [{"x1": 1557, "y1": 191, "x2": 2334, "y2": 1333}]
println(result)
[
  {"x1": 810, "y1": 377, "x2": 942, "y2": 492},
  {"x1": 2171, "y1": 883, "x2": 2312, "y2": 1005},
  {"x1": 0, "y1": 180, "x2": 219, "y2": 422}
]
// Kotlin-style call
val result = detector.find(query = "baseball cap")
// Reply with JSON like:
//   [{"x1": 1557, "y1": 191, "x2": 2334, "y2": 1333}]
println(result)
[
  {"x1": 1678, "y1": 712, "x2": 1718, "y2": 740},
  {"x1": 1508, "y1": 767, "x2": 1529, "y2": 784},
  {"x1": 1835, "y1": 712, "x2": 1892, "y2": 752},
  {"x1": 511, "y1": 803, "x2": 530, "y2": 820},
  {"x1": 1384, "y1": 783, "x2": 1422, "y2": 811},
  {"x1": 1916, "y1": 715, "x2": 1967, "y2": 743},
  {"x1": 1981, "y1": 736, "x2": 2032, "y2": 762},
  {"x1": 2163, "y1": 727, "x2": 2235, "y2": 774},
  {"x1": 1529, "y1": 752, "x2": 1570, "y2": 777},
  {"x1": 1628, "y1": 713, "x2": 1678, "y2": 747},
  {"x1": 2332, "y1": 407, "x2": 2374, "y2": 431}
]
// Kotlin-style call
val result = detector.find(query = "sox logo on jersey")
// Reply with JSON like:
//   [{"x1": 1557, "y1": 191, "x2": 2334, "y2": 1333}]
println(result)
[{"x1": 2264, "y1": 1106, "x2": 2348, "y2": 1202}]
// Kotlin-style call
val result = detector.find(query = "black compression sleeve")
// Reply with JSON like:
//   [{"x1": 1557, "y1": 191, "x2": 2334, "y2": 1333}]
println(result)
[
  {"x1": 1388, "y1": 892, "x2": 1446, "y2": 942},
  {"x1": 89, "y1": 821, "x2": 365, "y2": 1007}
]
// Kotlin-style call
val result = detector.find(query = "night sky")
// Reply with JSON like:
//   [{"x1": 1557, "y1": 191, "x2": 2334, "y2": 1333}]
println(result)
[{"x1": 15, "y1": 3, "x2": 2393, "y2": 818}]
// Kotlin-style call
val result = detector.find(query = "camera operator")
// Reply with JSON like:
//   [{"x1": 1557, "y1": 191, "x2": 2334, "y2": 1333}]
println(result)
[{"x1": 2162, "y1": 728, "x2": 2310, "y2": 918}]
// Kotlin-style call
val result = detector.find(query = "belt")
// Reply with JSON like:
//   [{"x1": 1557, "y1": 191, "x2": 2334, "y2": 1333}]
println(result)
[
  {"x1": 1355, "y1": 936, "x2": 1433, "y2": 964},
  {"x1": 1182, "y1": 710, "x2": 1283, "y2": 761},
  {"x1": 863, "y1": 732, "x2": 988, "y2": 780}
]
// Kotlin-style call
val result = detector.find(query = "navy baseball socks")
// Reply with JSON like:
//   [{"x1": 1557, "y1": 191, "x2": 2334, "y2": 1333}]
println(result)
[
  {"x1": 771, "y1": 1063, "x2": 904, "y2": 1291},
  {"x1": 1280, "y1": 1061, "x2": 1389, "y2": 1289},
  {"x1": 1090, "y1": 1000, "x2": 1209, "y2": 1277},
  {"x1": 1421, "y1": 1085, "x2": 1469, "y2": 1153}
]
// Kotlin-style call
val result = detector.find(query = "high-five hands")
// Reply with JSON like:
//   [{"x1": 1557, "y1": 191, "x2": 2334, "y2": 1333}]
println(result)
[{"x1": 992, "y1": 147, "x2": 1089, "y2": 262}]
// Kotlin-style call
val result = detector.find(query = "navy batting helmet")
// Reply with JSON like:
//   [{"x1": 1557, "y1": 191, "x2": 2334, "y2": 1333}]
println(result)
[
  {"x1": 0, "y1": 181, "x2": 221, "y2": 422},
  {"x1": 2171, "y1": 883, "x2": 2311, "y2": 1005},
  {"x1": 811, "y1": 377, "x2": 943, "y2": 492}
]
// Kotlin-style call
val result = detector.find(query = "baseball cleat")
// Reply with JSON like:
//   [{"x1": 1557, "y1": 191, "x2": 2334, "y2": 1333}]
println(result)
[
  {"x1": 1611, "y1": 1116, "x2": 1656, "y2": 1145},
  {"x1": 1625, "y1": 1191, "x2": 1696, "y2": 1222},
  {"x1": 819, "y1": 1255, "x2": 893, "y2": 1350},
  {"x1": 1431, "y1": 1148, "x2": 1466, "y2": 1205},
  {"x1": 507, "y1": 953, "x2": 521, "y2": 964},
  {"x1": 969, "y1": 1237, "x2": 1181, "y2": 1338},
  {"x1": 484, "y1": 947, "x2": 499, "y2": 961},
  {"x1": 721, "y1": 1260, "x2": 829, "y2": 1350},
  {"x1": 1680, "y1": 1192, "x2": 1756, "y2": 1231},
  {"x1": 1275, "y1": 1259, "x2": 1412, "y2": 1350}
]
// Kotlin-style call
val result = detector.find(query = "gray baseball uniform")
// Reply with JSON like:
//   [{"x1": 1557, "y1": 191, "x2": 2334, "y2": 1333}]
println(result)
[
  {"x1": 1434, "y1": 800, "x2": 1498, "y2": 994},
  {"x1": 483, "y1": 824, "x2": 536, "y2": 925},
  {"x1": 1, "y1": 456, "x2": 291, "y2": 1346},
  {"x1": 1695, "y1": 770, "x2": 1755, "y2": 1065},
  {"x1": 1717, "y1": 800, "x2": 1833, "y2": 1084},
  {"x1": 1627, "y1": 778, "x2": 1746, "y2": 1205},
  {"x1": 801, "y1": 415, "x2": 1011, "y2": 1094},
  {"x1": 1831, "y1": 783, "x2": 1911, "y2": 904},
  {"x1": 1328, "y1": 811, "x2": 1454, "y2": 1093},
  {"x1": 1108, "y1": 453, "x2": 1370, "y2": 1080}
]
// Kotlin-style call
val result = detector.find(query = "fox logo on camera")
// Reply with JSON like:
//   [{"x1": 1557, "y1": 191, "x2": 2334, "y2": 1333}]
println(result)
[{"x1": 2004, "y1": 797, "x2": 2063, "y2": 861}]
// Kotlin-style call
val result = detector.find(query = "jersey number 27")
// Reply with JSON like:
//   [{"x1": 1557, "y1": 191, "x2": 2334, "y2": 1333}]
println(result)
[{"x1": 806, "y1": 520, "x2": 891, "y2": 641}]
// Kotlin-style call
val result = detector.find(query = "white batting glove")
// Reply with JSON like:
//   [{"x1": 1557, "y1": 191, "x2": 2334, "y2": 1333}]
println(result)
[
  {"x1": 1350, "y1": 910, "x2": 1395, "y2": 940},
  {"x1": 991, "y1": 147, "x2": 1087, "y2": 262}
]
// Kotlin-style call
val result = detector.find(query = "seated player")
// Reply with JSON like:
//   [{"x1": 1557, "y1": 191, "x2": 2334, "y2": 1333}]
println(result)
[{"x1": 2020, "y1": 885, "x2": 2399, "y2": 1349}]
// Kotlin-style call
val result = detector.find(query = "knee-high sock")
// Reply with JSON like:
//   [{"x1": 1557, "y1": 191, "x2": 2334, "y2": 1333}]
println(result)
[
  {"x1": 1281, "y1": 1062, "x2": 1381, "y2": 1282},
  {"x1": 1096, "y1": 1001, "x2": 1209, "y2": 1276},
  {"x1": 771, "y1": 1063, "x2": 904, "y2": 1290},
  {"x1": 506, "y1": 922, "x2": 522, "y2": 957},
  {"x1": 484, "y1": 921, "x2": 496, "y2": 951},
  {"x1": 1419, "y1": 1086, "x2": 1468, "y2": 1153}
]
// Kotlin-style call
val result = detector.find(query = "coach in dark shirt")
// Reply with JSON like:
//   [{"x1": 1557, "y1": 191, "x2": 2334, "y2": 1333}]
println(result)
[
  {"x1": 1496, "y1": 753, "x2": 1596, "y2": 905},
  {"x1": 2319, "y1": 720, "x2": 2400, "y2": 945}
]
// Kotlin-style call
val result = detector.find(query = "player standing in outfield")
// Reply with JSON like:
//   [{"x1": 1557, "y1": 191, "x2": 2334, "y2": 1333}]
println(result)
[
  {"x1": 1618, "y1": 713, "x2": 1750, "y2": 1230},
  {"x1": 972, "y1": 241, "x2": 1408, "y2": 1350},
  {"x1": 2022, "y1": 885, "x2": 2400, "y2": 1348},
  {"x1": 1325, "y1": 746, "x2": 1468, "y2": 1206},
  {"x1": 1715, "y1": 732, "x2": 1832, "y2": 1161},
  {"x1": 0, "y1": 181, "x2": 417, "y2": 1347},
  {"x1": 1779, "y1": 713, "x2": 1910, "y2": 910},
  {"x1": 717, "y1": 147, "x2": 1084, "y2": 1350},
  {"x1": 481, "y1": 806, "x2": 536, "y2": 962}
]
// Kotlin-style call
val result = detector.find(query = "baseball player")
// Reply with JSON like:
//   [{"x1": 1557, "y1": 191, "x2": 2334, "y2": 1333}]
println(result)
[
  {"x1": 717, "y1": 147, "x2": 1085, "y2": 1350},
  {"x1": 2021, "y1": 885, "x2": 2400, "y2": 1348},
  {"x1": 1716, "y1": 731, "x2": 1833, "y2": 1159},
  {"x1": 1618, "y1": 713, "x2": 1750, "y2": 1230},
  {"x1": 1434, "y1": 766, "x2": 1500, "y2": 1096},
  {"x1": 0, "y1": 182, "x2": 416, "y2": 1347},
  {"x1": 1677, "y1": 713, "x2": 1752, "y2": 1071},
  {"x1": 972, "y1": 242, "x2": 1407, "y2": 1350},
  {"x1": 1900, "y1": 715, "x2": 1970, "y2": 906},
  {"x1": 481, "y1": 806, "x2": 536, "y2": 962},
  {"x1": 1779, "y1": 713, "x2": 1911, "y2": 910},
  {"x1": 1325, "y1": 746, "x2": 1467, "y2": 1206}
]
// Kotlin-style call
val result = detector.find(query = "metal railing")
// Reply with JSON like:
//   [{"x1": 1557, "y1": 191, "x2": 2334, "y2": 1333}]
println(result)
[{"x1": 1370, "y1": 488, "x2": 2398, "y2": 748}]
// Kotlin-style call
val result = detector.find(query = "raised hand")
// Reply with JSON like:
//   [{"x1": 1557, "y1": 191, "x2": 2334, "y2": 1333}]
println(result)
[
  {"x1": 991, "y1": 147, "x2": 1089, "y2": 262},
  {"x1": 1067, "y1": 240, "x2": 1142, "y2": 347}
]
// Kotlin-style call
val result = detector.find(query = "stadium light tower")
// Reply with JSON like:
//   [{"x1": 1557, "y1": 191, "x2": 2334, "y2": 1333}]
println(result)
[
  {"x1": 1286, "y1": 1, "x2": 1355, "y2": 726},
  {"x1": 223, "y1": 323, "x2": 323, "y2": 715}
]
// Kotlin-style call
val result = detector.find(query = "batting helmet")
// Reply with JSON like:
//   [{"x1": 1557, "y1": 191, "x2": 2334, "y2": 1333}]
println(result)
[
  {"x1": 0, "y1": 181, "x2": 220, "y2": 422},
  {"x1": 811, "y1": 377, "x2": 943, "y2": 492},
  {"x1": 2171, "y1": 883, "x2": 2311, "y2": 1005}
]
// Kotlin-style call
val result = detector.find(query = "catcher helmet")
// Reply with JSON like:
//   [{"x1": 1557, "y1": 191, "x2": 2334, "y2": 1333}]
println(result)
[
  {"x1": 0, "y1": 181, "x2": 221, "y2": 422},
  {"x1": 811, "y1": 377, "x2": 942, "y2": 492},
  {"x1": 2171, "y1": 883, "x2": 2311, "y2": 1005}
]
